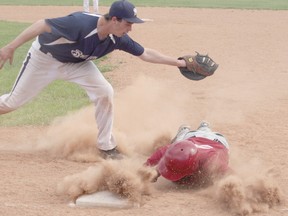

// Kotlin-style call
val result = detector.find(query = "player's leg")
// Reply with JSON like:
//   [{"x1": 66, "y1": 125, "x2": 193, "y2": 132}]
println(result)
[
  {"x1": 213, "y1": 133, "x2": 229, "y2": 149},
  {"x1": 83, "y1": 0, "x2": 90, "y2": 12},
  {"x1": 196, "y1": 121, "x2": 229, "y2": 149},
  {"x1": 61, "y1": 61, "x2": 116, "y2": 152},
  {"x1": 93, "y1": 0, "x2": 99, "y2": 13},
  {"x1": 171, "y1": 124, "x2": 191, "y2": 144},
  {"x1": 0, "y1": 45, "x2": 60, "y2": 114},
  {"x1": 184, "y1": 121, "x2": 230, "y2": 149}
]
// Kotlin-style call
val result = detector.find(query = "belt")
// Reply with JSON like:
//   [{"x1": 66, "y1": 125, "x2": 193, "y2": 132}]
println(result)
[{"x1": 39, "y1": 46, "x2": 48, "y2": 54}]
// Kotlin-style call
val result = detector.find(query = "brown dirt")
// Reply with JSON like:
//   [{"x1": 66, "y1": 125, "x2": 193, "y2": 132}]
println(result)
[{"x1": 0, "y1": 5, "x2": 288, "y2": 216}]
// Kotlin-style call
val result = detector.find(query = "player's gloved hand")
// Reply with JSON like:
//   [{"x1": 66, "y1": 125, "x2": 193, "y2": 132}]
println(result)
[{"x1": 178, "y1": 52, "x2": 218, "y2": 81}]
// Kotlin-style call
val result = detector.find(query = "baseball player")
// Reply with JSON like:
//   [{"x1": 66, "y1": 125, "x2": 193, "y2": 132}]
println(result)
[
  {"x1": 145, "y1": 121, "x2": 231, "y2": 186},
  {"x1": 83, "y1": 0, "x2": 99, "y2": 13},
  {"x1": 0, "y1": 0, "x2": 190, "y2": 160}
]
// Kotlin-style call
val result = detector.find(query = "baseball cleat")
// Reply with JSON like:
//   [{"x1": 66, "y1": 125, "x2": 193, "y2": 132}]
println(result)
[
  {"x1": 171, "y1": 124, "x2": 191, "y2": 144},
  {"x1": 99, "y1": 147, "x2": 124, "y2": 160},
  {"x1": 197, "y1": 121, "x2": 211, "y2": 132}
]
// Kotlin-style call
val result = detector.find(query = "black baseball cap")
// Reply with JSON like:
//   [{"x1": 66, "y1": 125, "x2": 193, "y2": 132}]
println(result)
[{"x1": 109, "y1": 0, "x2": 144, "y2": 23}]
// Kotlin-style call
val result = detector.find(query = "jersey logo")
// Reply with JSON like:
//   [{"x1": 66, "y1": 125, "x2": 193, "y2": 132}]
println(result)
[
  {"x1": 133, "y1": 8, "x2": 138, "y2": 17},
  {"x1": 71, "y1": 49, "x2": 89, "y2": 59}
]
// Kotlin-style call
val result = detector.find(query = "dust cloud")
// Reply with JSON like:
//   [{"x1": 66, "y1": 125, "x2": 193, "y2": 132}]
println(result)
[
  {"x1": 215, "y1": 174, "x2": 282, "y2": 215},
  {"x1": 56, "y1": 158, "x2": 158, "y2": 204},
  {"x1": 34, "y1": 75, "x2": 283, "y2": 214},
  {"x1": 35, "y1": 75, "x2": 190, "y2": 161},
  {"x1": 209, "y1": 154, "x2": 284, "y2": 215}
]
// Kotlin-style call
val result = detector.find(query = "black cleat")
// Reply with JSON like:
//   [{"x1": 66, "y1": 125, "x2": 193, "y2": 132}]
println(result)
[{"x1": 99, "y1": 147, "x2": 124, "y2": 160}]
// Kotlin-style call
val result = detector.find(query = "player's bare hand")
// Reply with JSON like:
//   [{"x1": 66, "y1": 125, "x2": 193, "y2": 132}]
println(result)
[{"x1": 0, "y1": 45, "x2": 15, "y2": 70}]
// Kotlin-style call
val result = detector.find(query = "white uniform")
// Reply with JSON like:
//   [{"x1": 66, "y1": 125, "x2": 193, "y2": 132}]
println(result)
[
  {"x1": 172, "y1": 125, "x2": 229, "y2": 150},
  {"x1": 83, "y1": 0, "x2": 99, "y2": 13}
]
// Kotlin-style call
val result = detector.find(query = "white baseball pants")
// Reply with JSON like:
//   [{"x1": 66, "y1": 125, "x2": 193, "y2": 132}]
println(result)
[
  {"x1": 184, "y1": 128, "x2": 230, "y2": 149},
  {"x1": 0, "y1": 39, "x2": 116, "y2": 151},
  {"x1": 83, "y1": 0, "x2": 99, "y2": 13}
]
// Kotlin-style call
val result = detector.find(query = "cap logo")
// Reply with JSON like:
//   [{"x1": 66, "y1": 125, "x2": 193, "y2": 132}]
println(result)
[
  {"x1": 133, "y1": 8, "x2": 137, "y2": 17},
  {"x1": 109, "y1": 0, "x2": 144, "y2": 23}
]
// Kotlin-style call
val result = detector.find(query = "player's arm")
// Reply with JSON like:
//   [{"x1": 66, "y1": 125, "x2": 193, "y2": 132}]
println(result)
[
  {"x1": 0, "y1": 19, "x2": 51, "y2": 70},
  {"x1": 145, "y1": 145, "x2": 169, "y2": 167},
  {"x1": 144, "y1": 145, "x2": 168, "y2": 183},
  {"x1": 139, "y1": 48, "x2": 186, "y2": 67}
]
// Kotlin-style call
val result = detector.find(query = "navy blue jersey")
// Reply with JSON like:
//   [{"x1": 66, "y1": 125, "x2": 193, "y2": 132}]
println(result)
[{"x1": 38, "y1": 12, "x2": 144, "y2": 63}]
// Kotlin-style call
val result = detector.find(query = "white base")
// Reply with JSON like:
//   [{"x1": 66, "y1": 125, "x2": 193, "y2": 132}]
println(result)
[{"x1": 75, "y1": 190, "x2": 136, "y2": 208}]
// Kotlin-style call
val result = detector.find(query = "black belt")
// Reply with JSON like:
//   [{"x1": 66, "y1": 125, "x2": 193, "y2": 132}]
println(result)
[{"x1": 39, "y1": 46, "x2": 48, "y2": 54}]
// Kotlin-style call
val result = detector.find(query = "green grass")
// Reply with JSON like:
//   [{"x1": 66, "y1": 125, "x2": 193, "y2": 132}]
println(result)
[
  {"x1": 0, "y1": 81, "x2": 91, "y2": 126},
  {"x1": 0, "y1": 0, "x2": 288, "y2": 9}
]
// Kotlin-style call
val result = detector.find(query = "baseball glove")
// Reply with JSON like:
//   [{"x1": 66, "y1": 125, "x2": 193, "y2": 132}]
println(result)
[{"x1": 178, "y1": 52, "x2": 219, "y2": 81}]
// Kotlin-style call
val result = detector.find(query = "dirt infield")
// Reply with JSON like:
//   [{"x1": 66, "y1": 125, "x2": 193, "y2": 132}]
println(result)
[{"x1": 0, "y1": 5, "x2": 288, "y2": 216}]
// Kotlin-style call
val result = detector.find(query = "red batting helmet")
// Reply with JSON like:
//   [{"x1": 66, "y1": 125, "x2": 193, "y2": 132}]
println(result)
[{"x1": 158, "y1": 140, "x2": 198, "y2": 181}]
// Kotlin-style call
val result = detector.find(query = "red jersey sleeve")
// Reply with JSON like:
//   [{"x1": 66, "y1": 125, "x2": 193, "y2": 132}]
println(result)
[{"x1": 145, "y1": 145, "x2": 169, "y2": 167}]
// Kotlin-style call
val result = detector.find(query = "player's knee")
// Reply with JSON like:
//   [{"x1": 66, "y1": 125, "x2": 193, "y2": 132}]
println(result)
[
  {"x1": 90, "y1": 84, "x2": 114, "y2": 103},
  {"x1": 104, "y1": 84, "x2": 114, "y2": 98},
  {"x1": 100, "y1": 84, "x2": 114, "y2": 99}
]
